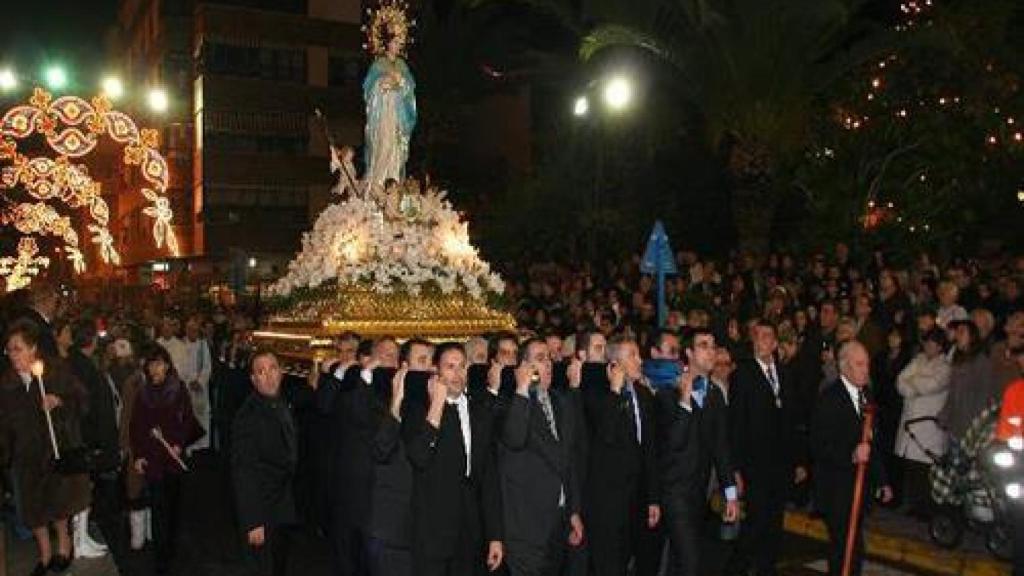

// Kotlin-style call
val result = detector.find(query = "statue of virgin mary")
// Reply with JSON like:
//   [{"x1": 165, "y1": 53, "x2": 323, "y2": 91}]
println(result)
[{"x1": 363, "y1": 4, "x2": 417, "y2": 193}]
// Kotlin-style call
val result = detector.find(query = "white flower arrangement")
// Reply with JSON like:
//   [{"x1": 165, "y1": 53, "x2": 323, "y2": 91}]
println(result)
[{"x1": 269, "y1": 191, "x2": 505, "y2": 300}]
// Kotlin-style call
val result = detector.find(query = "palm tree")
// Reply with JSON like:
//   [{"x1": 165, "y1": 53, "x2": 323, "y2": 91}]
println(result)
[{"x1": 468, "y1": 0, "x2": 898, "y2": 252}]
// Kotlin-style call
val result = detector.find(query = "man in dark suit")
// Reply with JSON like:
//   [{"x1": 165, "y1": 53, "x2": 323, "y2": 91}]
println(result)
[
  {"x1": 325, "y1": 337, "x2": 398, "y2": 576},
  {"x1": 406, "y1": 343, "x2": 503, "y2": 576},
  {"x1": 583, "y1": 336, "x2": 660, "y2": 576},
  {"x1": 498, "y1": 338, "x2": 584, "y2": 575},
  {"x1": 811, "y1": 341, "x2": 892, "y2": 576},
  {"x1": 730, "y1": 320, "x2": 806, "y2": 576},
  {"x1": 231, "y1": 351, "x2": 299, "y2": 576},
  {"x1": 364, "y1": 339, "x2": 433, "y2": 576},
  {"x1": 367, "y1": 362, "x2": 412, "y2": 576},
  {"x1": 657, "y1": 328, "x2": 739, "y2": 576}
]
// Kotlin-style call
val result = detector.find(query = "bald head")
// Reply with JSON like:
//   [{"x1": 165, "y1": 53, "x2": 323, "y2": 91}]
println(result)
[{"x1": 838, "y1": 340, "x2": 870, "y2": 388}]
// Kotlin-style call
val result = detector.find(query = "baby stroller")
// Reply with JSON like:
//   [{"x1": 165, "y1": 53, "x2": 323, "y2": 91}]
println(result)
[{"x1": 903, "y1": 400, "x2": 1013, "y2": 560}]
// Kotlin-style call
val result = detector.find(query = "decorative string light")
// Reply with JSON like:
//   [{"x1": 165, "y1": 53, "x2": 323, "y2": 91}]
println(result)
[{"x1": 0, "y1": 87, "x2": 178, "y2": 288}]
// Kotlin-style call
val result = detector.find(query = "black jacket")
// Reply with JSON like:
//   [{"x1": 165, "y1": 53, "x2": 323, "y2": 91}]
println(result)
[
  {"x1": 729, "y1": 358, "x2": 802, "y2": 478},
  {"x1": 583, "y1": 381, "x2": 660, "y2": 522},
  {"x1": 810, "y1": 380, "x2": 887, "y2": 518},
  {"x1": 498, "y1": 389, "x2": 583, "y2": 547},
  {"x1": 656, "y1": 385, "x2": 735, "y2": 509},
  {"x1": 369, "y1": 410, "x2": 412, "y2": 546},
  {"x1": 326, "y1": 366, "x2": 380, "y2": 531},
  {"x1": 231, "y1": 391, "x2": 299, "y2": 532},
  {"x1": 69, "y1": 348, "x2": 120, "y2": 454},
  {"x1": 405, "y1": 393, "x2": 500, "y2": 560}
]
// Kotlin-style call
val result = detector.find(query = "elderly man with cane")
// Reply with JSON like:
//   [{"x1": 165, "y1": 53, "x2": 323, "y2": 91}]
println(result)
[{"x1": 812, "y1": 341, "x2": 893, "y2": 576}]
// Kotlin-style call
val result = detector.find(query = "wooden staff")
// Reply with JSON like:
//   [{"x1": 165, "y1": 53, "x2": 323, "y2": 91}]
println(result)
[{"x1": 842, "y1": 402, "x2": 876, "y2": 576}]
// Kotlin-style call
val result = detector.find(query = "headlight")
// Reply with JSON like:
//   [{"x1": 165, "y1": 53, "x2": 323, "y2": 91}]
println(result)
[
  {"x1": 1006, "y1": 483, "x2": 1022, "y2": 499},
  {"x1": 993, "y1": 450, "x2": 1015, "y2": 468},
  {"x1": 1009, "y1": 436, "x2": 1024, "y2": 451}
]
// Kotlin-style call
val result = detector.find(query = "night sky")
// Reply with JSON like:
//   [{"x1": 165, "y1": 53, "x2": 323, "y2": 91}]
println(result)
[{"x1": 0, "y1": 0, "x2": 120, "y2": 85}]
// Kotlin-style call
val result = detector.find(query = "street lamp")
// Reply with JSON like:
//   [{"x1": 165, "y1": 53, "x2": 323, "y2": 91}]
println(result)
[
  {"x1": 573, "y1": 95, "x2": 589, "y2": 117},
  {"x1": 147, "y1": 88, "x2": 169, "y2": 112},
  {"x1": 603, "y1": 75, "x2": 633, "y2": 111},
  {"x1": 101, "y1": 76, "x2": 124, "y2": 100},
  {"x1": 44, "y1": 65, "x2": 67, "y2": 90},
  {"x1": 0, "y1": 68, "x2": 16, "y2": 92}
]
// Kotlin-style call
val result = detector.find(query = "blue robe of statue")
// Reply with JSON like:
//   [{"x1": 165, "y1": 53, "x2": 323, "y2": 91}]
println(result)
[{"x1": 363, "y1": 55, "x2": 417, "y2": 191}]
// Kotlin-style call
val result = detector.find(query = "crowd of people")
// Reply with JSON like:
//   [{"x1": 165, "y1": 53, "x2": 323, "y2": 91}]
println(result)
[{"x1": 0, "y1": 243, "x2": 1021, "y2": 576}]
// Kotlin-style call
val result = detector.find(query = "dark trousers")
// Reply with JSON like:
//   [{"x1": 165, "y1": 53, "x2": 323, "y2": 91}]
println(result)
[
  {"x1": 902, "y1": 460, "x2": 931, "y2": 516},
  {"x1": 150, "y1": 474, "x2": 183, "y2": 572},
  {"x1": 505, "y1": 512, "x2": 569, "y2": 576},
  {"x1": 245, "y1": 524, "x2": 294, "y2": 576},
  {"x1": 415, "y1": 550, "x2": 477, "y2": 576},
  {"x1": 588, "y1": 491, "x2": 643, "y2": 576},
  {"x1": 738, "y1": 468, "x2": 786, "y2": 576},
  {"x1": 823, "y1": 503, "x2": 864, "y2": 576},
  {"x1": 366, "y1": 537, "x2": 411, "y2": 576},
  {"x1": 664, "y1": 498, "x2": 701, "y2": 576},
  {"x1": 330, "y1": 522, "x2": 369, "y2": 576}
]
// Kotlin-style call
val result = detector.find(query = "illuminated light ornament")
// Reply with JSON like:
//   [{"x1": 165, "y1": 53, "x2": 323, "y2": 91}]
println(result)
[
  {"x1": 1, "y1": 202, "x2": 98, "y2": 273},
  {"x1": 0, "y1": 237, "x2": 51, "y2": 292},
  {"x1": 0, "y1": 87, "x2": 178, "y2": 287}
]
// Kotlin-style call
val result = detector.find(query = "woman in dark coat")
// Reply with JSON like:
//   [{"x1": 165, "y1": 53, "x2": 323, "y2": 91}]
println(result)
[
  {"x1": 0, "y1": 319, "x2": 91, "y2": 576},
  {"x1": 129, "y1": 345, "x2": 204, "y2": 574}
]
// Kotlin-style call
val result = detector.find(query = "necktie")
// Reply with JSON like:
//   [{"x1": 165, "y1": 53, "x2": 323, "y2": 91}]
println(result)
[
  {"x1": 535, "y1": 389, "x2": 559, "y2": 441},
  {"x1": 692, "y1": 376, "x2": 707, "y2": 409},
  {"x1": 765, "y1": 365, "x2": 781, "y2": 408},
  {"x1": 857, "y1": 388, "x2": 867, "y2": 418},
  {"x1": 623, "y1": 386, "x2": 641, "y2": 444}
]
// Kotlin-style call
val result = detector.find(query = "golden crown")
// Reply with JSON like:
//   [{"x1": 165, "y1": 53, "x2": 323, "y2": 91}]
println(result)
[{"x1": 363, "y1": 0, "x2": 414, "y2": 56}]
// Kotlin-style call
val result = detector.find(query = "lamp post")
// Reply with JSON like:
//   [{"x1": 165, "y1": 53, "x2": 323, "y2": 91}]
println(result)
[{"x1": 573, "y1": 73, "x2": 635, "y2": 259}]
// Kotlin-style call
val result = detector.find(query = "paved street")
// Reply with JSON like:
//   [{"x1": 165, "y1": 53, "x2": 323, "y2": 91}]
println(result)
[{"x1": 4, "y1": 451, "x2": 967, "y2": 576}]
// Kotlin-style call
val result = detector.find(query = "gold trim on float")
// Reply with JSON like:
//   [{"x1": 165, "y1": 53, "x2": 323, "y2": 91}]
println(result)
[{"x1": 253, "y1": 287, "x2": 515, "y2": 373}]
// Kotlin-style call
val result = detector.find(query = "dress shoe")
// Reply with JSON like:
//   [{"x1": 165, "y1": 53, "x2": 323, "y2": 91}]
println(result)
[{"x1": 48, "y1": 554, "x2": 71, "y2": 573}]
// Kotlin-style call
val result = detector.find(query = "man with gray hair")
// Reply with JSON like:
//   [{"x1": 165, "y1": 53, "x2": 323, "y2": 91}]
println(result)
[{"x1": 812, "y1": 341, "x2": 893, "y2": 576}]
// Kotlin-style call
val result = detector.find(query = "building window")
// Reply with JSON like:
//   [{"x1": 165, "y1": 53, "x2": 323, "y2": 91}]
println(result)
[
  {"x1": 201, "y1": 42, "x2": 307, "y2": 83},
  {"x1": 210, "y1": 0, "x2": 307, "y2": 14},
  {"x1": 203, "y1": 131, "x2": 307, "y2": 155}
]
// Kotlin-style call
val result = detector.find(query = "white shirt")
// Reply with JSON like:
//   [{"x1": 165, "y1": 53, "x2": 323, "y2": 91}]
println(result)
[
  {"x1": 447, "y1": 394, "x2": 472, "y2": 477},
  {"x1": 841, "y1": 375, "x2": 863, "y2": 416},
  {"x1": 178, "y1": 338, "x2": 212, "y2": 387}
]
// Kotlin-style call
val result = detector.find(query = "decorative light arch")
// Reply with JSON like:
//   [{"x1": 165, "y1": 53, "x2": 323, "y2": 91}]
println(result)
[{"x1": 0, "y1": 87, "x2": 177, "y2": 288}]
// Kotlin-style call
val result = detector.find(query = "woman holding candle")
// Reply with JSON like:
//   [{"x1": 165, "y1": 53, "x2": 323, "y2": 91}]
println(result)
[
  {"x1": 129, "y1": 345, "x2": 204, "y2": 574},
  {"x1": 0, "y1": 319, "x2": 90, "y2": 576}
]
